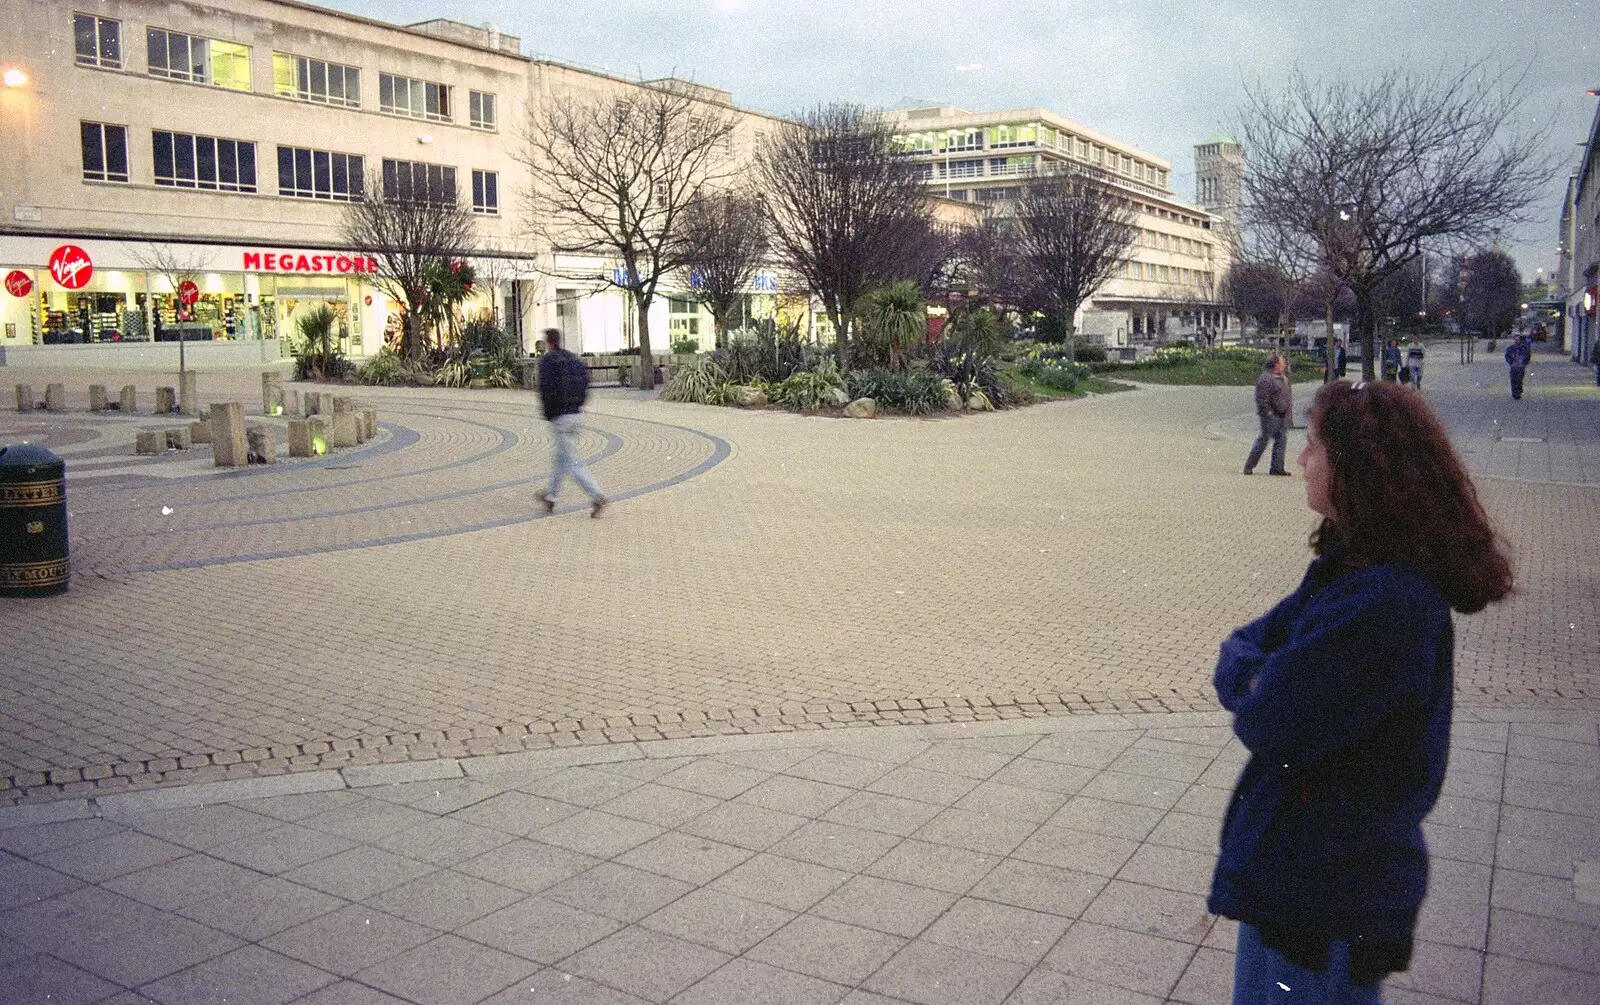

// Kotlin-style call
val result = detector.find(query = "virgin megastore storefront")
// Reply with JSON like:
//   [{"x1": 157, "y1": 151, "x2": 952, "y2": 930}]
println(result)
[{"x1": 0, "y1": 235, "x2": 392, "y2": 366}]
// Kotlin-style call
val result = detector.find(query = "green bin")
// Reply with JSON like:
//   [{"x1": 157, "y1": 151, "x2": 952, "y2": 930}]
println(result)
[{"x1": 0, "y1": 443, "x2": 69, "y2": 596}]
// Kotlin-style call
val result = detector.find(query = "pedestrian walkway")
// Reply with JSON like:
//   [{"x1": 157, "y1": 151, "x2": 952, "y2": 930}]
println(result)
[{"x1": 2, "y1": 707, "x2": 1595, "y2": 1004}]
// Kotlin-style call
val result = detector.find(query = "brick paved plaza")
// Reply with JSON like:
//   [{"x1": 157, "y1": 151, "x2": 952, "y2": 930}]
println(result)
[{"x1": 0, "y1": 348, "x2": 1595, "y2": 1003}]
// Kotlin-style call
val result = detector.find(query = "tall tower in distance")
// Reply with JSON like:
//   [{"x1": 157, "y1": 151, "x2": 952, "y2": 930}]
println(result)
[{"x1": 1194, "y1": 134, "x2": 1244, "y2": 251}]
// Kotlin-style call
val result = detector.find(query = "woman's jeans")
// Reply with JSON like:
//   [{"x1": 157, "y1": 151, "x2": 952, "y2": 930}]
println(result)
[{"x1": 1233, "y1": 924, "x2": 1383, "y2": 1004}]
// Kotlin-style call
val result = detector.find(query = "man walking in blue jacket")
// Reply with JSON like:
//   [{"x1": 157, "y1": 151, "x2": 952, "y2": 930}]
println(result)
[
  {"x1": 536, "y1": 328, "x2": 607, "y2": 517},
  {"x1": 1504, "y1": 334, "x2": 1531, "y2": 400}
]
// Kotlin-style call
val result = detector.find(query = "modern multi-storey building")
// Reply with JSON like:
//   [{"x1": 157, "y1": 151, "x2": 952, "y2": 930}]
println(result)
[
  {"x1": 0, "y1": 0, "x2": 784, "y2": 363},
  {"x1": 1557, "y1": 98, "x2": 1599, "y2": 365},
  {"x1": 887, "y1": 105, "x2": 1233, "y2": 344}
]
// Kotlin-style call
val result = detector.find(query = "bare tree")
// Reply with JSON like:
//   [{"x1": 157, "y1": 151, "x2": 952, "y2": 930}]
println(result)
[
  {"x1": 341, "y1": 185, "x2": 476, "y2": 360},
  {"x1": 677, "y1": 191, "x2": 768, "y2": 349},
  {"x1": 756, "y1": 102, "x2": 932, "y2": 371},
  {"x1": 129, "y1": 243, "x2": 215, "y2": 379},
  {"x1": 1221, "y1": 260, "x2": 1290, "y2": 333},
  {"x1": 1463, "y1": 249, "x2": 1523, "y2": 339},
  {"x1": 1236, "y1": 63, "x2": 1554, "y2": 380},
  {"x1": 1011, "y1": 167, "x2": 1138, "y2": 363},
  {"x1": 521, "y1": 80, "x2": 735, "y2": 387}
]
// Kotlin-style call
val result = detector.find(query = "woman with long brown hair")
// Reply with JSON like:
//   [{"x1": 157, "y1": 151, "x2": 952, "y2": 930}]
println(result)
[{"x1": 1209, "y1": 380, "x2": 1513, "y2": 1004}]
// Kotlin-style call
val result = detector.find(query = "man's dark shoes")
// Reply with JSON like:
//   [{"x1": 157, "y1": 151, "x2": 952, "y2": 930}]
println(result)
[
  {"x1": 591, "y1": 496, "x2": 607, "y2": 519},
  {"x1": 1268, "y1": 470, "x2": 1292, "y2": 477},
  {"x1": 536, "y1": 491, "x2": 555, "y2": 514}
]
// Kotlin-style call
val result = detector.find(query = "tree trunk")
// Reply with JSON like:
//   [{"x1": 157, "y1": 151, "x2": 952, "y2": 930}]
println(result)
[
  {"x1": 404, "y1": 304, "x2": 425, "y2": 361},
  {"x1": 1324, "y1": 297, "x2": 1337, "y2": 384},
  {"x1": 1062, "y1": 300, "x2": 1079, "y2": 364},
  {"x1": 634, "y1": 295, "x2": 656, "y2": 389},
  {"x1": 713, "y1": 315, "x2": 727, "y2": 351},
  {"x1": 1355, "y1": 287, "x2": 1377, "y2": 383}
]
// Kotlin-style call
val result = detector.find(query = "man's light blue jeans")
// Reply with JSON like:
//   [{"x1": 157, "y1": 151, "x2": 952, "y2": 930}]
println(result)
[
  {"x1": 547, "y1": 413, "x2": 602, "y2": 502},
  {"x1": 1233, "y1": 924, "x2": 1383, "y2": 1004}
]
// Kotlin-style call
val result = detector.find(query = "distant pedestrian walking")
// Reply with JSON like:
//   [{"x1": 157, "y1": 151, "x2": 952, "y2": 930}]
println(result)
[
  {"x1": 1405, "y1": 338, "x2": 1425, "y2": 389},
  {"x1": 1504, "y1": 334, "x2": 1531, "y2": 400},
  {"x1": 1212, "y1": 379, "x2": 1513, "y2": 1005},
  {"x1": 1381, "y1": 340, "x2": 1401, "y2": 381},
  {"x1": 1243, "y1": 354, "x2": 1292, "y2": 476},
  {"x1": 536, "y1": 328, "x2": 607, "y2": 518},
  {"x1": 1334, "y1": 339, "x2": 1348, "y2": 379}
]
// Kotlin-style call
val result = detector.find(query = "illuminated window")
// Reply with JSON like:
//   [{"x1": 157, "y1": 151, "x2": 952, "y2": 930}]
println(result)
[
  {"x1": 273, "y1": 53, "x2": 360, "y2": 107},
  {"x1": 210, "y1": 41, "x2": 250, "y2": 90}
]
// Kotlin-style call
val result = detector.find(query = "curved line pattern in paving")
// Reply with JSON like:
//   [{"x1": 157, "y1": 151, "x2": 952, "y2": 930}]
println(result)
[{"x1": 1, "y1": 400, "x2": 727, "y2": 576}]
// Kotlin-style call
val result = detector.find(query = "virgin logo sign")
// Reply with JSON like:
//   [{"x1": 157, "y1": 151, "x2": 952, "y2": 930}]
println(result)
[
  {"x1": 48, "y1": 245, "x2": 94, "y2": 290},
  {"x1": 3, "y1": 270, "x2": 32, "y2": 298}
]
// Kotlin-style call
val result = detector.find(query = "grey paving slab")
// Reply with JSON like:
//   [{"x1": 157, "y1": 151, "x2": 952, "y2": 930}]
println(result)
[
  {"x1": 969, "y1": 859, "x2": 1108, "y2": 918},
  {"x1": 863, "y1": 838, "x2": 1003, "y2": 895},
  {"x1": 101, "y1": 852, "x2": 261, "y2": 912},
  {"x1": 456, "y1": 896, "x2": 623, "y2": 964},
  {"x1": 745, "y1": 914, "x2": 906, "y2": 986},
  {"x1": 352, "y1": 934, "x2": 539, "y2": 1005},
  {"x1": 638, "y1": 888, "x2": 795, "y2": 955},
  {"x1": 364, "y1": 869, "x2": 524, "y2": 932},
  {"x1": 370, "y1": 814, "x2": 515, "y2": 866},
  {"x1": 864, "y1": 938, "x2": 1031, "y2": 1005},
  {"x1": 282, "y1": 846, "x2": 437, "y2": 900},
  {"x1": 919, "y1": 896, "x2": 1072, "y2": 966},
  {"x1": 0, "y1": 857, "x2": 84, "y2": 910},
  {"x1": 207, "y1": 822, "x2": 358, "y2": 874},
  {"x1": 708, "y1": 852, "x2": 851, "y2": 912},
  {"x1": 454, "y1": 839, "x2": 600, "y2": 894},
  {"x1": 0, "y1": 952, "x2": 122, "y2": 1005},
  {"x1": 769, "y1": 820, "x2": 903, "y2": 874},
  {"x1": 539, "y1": 862, "x2": 694, "y2": 924},
  {"x1": 810, "y1": 874, "x2": 958, "y2": 938},
  {"x1": 174, "y1": 876, "x2": 346, "y2": 941},
  {"x1": 559, "y1": 925, "x2": 731, "y2": 1003},
  {"x1": 259, "y1": 903, "x2": 434, "y2": 976},
  {"x1": 673, "y1": 957, "x2": 849, "y2": 1005},
  {"x1": 450, "y1": 790, "x2": 582, "y2": 836},
  {"x1": 138, "y1": 945, "x2": 337, "y2": 1005},
  {"x1": 614, "y1": 830, "x2": 754, "y2": 885},
  {"x1": 1043, "y1": 920, "x2": 1195, "y2": 999}
]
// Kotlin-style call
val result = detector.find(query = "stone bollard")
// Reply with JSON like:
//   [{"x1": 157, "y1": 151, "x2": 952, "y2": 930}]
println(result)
[
  {"x1": 119, "y1": 385, "x2": 137, "y2": 413},
  {"x1": 262, "y1": 372, "x2": 284, "y2": 416},
  {"x1": 154, "y1": 387, "x2": 177, "y2": 414},
  {"x1": 288, "y1": 390, "x2": 303, "y2": 418},
  {"x1": 332, "y1": 395, "x2": 354, "y2": 414},
  {"x1": 245, "y1": 425, "x2": 276, "y2": 464},
  {"x1": 14, "y1": 384, "x2": 33, "y2": 412},
  {"x1": 287, "y1": 418, "x2": 324, "y2": 457},
  {"x1": 361, "y1": 408, "x2": 378, "y2": 441},
  {"x1": 135, "y1": 430, "x2": 166, "y2": 455},
  {"x1": 209, "y1": 402, "x2": 248, "y2": 467},
  {"x1": 89, "y1": 385, "x2": 108, "y2": 411},
  {"x1": 165, "y1": 426, "x2": 192, "y2": 450},
  {"x1": 188, "y1": 420, "x2": 212, "y2": 445},
  {"x1": 329, "y1": 410, "x2": 358, "y2": 448},
  {"x1": 44, "y1": 384, "x2": 65, "y2": 411},
  {"x1": 179, "y1": 371, "x2": 198, "y2": 416}
]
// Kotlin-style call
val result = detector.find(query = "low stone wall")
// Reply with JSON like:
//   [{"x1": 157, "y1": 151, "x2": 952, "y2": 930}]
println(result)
[{"x1": 0, "y1": 340, "x2": 286, "y2": 369}]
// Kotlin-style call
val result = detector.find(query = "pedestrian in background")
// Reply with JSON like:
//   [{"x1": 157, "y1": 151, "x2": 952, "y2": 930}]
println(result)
[
  {"x1": 536, "y1": 328, "x2": 608, "y2": 518},
  {"x1": 1382, "y1": 340, "x2": 1402, "y2": 381},
  {"x1": 1334, "y1": 339, "x2": 1348, "y2": 379},
  {"x1": 1212, "y1": 379, "x2": 1513, "y2": 1005},
  {"x1": 1244, "y1": 354, "x2": 1292, "y2": 476},
  {"x1": 1504, "y1": 333, "x2": 1531, "y2": 400},
  {"x1": 1405, "y1": 338, "x2": 1426, "y2": 390}
]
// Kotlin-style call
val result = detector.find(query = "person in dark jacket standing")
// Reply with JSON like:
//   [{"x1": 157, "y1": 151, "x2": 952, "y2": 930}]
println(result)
[
  {"x1": 536, "y1": 328, "x2": 607, "y2": 518},
  {"x1": 1244, "y1": 354, "x2": 1292, "y2": 476},
  {"x1": 1504, "y1": 334, "x2": 1531, "y2": 400},
  {"x1": 1211, "y1": 380, "x2": 1514, "y2": 1004}
]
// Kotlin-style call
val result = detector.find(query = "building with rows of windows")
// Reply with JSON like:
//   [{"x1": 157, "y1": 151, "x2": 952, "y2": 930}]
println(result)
[
  {"x1": 888, "y1": 105, "x2": 1234, "y2": 344},
  {"x1": 0, "y1": 0, "x2": 785, "y2": 362}
]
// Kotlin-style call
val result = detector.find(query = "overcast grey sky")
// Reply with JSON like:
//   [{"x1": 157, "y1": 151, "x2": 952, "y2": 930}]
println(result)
[{"x1": 347, "y1": 0, "x2": 1594, "y2": 281}]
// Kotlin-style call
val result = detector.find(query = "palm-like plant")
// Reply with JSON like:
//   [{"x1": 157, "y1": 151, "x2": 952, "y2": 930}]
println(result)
[
  {"x1": 862, "y1": 280, "x2": 926, "y2": 372},
  {"x1": 294, "y1": 304, "x2": 339, "y2": 380}
]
